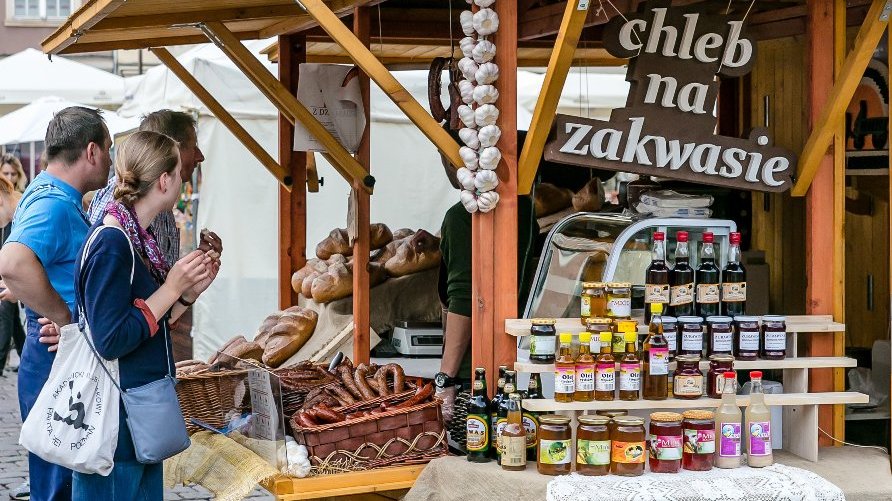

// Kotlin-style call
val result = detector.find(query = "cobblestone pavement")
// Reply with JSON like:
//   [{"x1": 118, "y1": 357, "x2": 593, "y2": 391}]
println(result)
[{"x1": 0, "y1": 352, "x2": 273, "y2": 500}]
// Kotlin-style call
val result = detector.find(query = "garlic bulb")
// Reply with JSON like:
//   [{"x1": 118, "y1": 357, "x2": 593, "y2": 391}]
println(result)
[
  {"x1": 472, "y1": 8, "x2": 499, "y2": 36},
  {"x1": 460, "y1": 10, "x2": 475, "y2": 36},
  {"x1": 460, "y1": 146, "x2": 479, "y2": 170},
  {"x1": 473, "y1": 84, "x2": 499, "y2": 105},
  {"x1": 458, "y1": 57, "x2": 479, "y2": 81},
  {"x1": 460, "y1": 190, "x2": 479, "y2": 213},
  {"x1": 458, "y1": 80, "x2": 475, "y2": 105},
  {"x1": 459, "y1": 36, "x2": 476, "y2": 59},
  {"x1": 459, "y1": 127, "x2": 480, "y2": 149},
  {"x1": 475, "y1": 62, "x2": 499, "y2": 85},
  {"x1": 479, "y1": 146, "x2": 502, "y2": 170},
  {"x1": 472, "y1": 40, "x2": 496, "y2": 64},
  {"x1": 477, "y1": 190, "x2": 500, "y2": 212},
  {"x1": 474, "y1": 104, "x2": 499, "y2": 127},
  {"x1": 474, "y1": 169, "x2": 499, "y2": 192},
  {"x1": 457, "y1": 105, "x2": 476, "y2": 128},
  {"x1": 474, "y1": 0, "x2": 495, "y2": 7},
  {"x1": 456, "y1": 167, "x2": 477, "y2": 191},
  {"x1": 477, "y1": 125, "x2": 501, "y2": 147}
]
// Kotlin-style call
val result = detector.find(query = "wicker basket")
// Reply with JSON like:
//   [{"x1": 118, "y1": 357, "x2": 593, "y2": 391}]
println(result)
[{"x1": 176, "y1": 369, "x2": 249, "y2": 434}]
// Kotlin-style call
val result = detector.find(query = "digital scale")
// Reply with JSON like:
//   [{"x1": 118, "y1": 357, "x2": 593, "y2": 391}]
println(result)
[{"x1": 391, "y1": 321, "x2": 443, "y2": 357}]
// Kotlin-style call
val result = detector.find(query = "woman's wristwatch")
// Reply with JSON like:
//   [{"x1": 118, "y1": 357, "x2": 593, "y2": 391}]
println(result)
[{"x1": 178, "y1": 295, "x2": 196, "y2": 307}]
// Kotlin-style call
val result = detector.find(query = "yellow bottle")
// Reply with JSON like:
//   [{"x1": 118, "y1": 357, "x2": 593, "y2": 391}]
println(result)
[
  {"x1": 575, "y1": 332, "x2": 596, "y2": 402},
  {"x1": 554, "y1": 332, "x2": 575, "y2": 403}
]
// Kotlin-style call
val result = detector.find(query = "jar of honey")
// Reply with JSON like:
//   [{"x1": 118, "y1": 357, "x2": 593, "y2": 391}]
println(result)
[
  {"x1": 649, "y1": 412, "x2": 683, "y2": 473},
  {"x1": 605, "y1": 282, "x2": 632, "y2": 320},
  {"x1": 610, "y1": 417, "x2": 646, "y2": 476},
  {"x1": 706, "y1": 316, "x2": 734, "y2": 356},
  {"x1": 761, "y1": 315, "x2": 787, "y2": 360},
  {"x1": 576, "y1": 416, "x2": 610, "y2": 476},
  {"x1": 734, "y1": 316, "x2": 760, "y2": 361},
  {"x1": 596, "y1": 410, "x2": 628, "y2": 433},
  {"x1": 681, "y1": 410, "x2": 715, "y2": 471},
  {"x1": 678, "y1": 316, "x2": 704, "y2": 356},
  {"x1": 707, "y1": 355, "x2": 735, "y2": 398},
  {"x1": 672, "y1": 355, "x2": 703, "y2": 399},
  {"x1": 580, "y1": 282, "x2": 606, "y2": 321},
  {"x1": 529, "y1": 318, "x2": 557, "y2": 364},
  {"x1": 537, "y1": 415, "x2": 572, "y2": 475}
]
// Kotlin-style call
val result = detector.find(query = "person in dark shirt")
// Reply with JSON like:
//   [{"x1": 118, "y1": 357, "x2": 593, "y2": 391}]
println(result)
[{"x1": 0, "y1": 176, "x2": 23, "y2": 372}]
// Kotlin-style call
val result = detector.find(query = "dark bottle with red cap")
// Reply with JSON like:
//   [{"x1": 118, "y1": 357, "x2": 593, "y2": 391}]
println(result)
[
  {"x1": 721, "y1": 232, "x2": 747, "y2": 317},
  {"x1": 696, "y1": 232, "x2": 721, "y2": 318},
  {"x1": 669, "y1": 231, "x2": 695, "y2": 317},
  {"x1": 644, "y1": 231, "x2": 670, "y2": 324}
]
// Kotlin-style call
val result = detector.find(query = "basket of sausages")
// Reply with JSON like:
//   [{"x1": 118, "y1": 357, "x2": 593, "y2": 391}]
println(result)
[{"x1": 289, "y1": 359, "x2": 446, "y2": 474}]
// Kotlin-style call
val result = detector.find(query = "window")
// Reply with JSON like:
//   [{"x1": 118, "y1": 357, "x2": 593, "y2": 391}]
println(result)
[{"x1": 9, "y1": 0, "x2": 74, "y2": 21}]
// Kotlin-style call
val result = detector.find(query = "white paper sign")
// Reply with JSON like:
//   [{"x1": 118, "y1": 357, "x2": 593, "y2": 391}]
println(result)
[{"x1": 294, "y1": 63, "x2": 367, "y2": 154}]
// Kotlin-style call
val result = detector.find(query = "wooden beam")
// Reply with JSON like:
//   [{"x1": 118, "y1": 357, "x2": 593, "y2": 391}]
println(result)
[
  {"x1": 517, "y1": 0, "x2": 591, "y2": 196},
  {"x1": 307, "y1": 152, "x2": 320, "y2": 192},
  {"x1": 201, "y1": 21, "x2": 373, "y2": 194},
  {"x1": 93, "y1": 5, "x2": 305, "y2": 31},
  {"x1": 42, "y1": 0, "x2": 125, "y2": 54},
  {"x1": 792, "y1": 0, "x2": 890, "y2": 196},
  {"x1": 150, "y1": 47, "x2": 292, "y2": 189},
  {"x1": 259, "y1": 0, "x2": 375, "y2": 38},
  {"x1": 295, "y1": 0, "x2": 463, "y2": 170},
  {"x1": 518, "y1": 0, "x2": 616, "y2": 40},
  {"x1": 832, "y1": 0, "x2": 847, "y2": 446},
  {"x1": 352, "y1": 6, "x2": 371, "y2": 365}
]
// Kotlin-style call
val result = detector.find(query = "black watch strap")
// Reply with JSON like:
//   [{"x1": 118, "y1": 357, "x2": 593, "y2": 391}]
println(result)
[{"x1": 434, "y1": 372, "x2": 455, "y2": 388}]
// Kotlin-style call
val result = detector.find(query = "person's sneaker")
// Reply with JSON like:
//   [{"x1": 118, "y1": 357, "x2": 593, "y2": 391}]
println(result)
[{"x1": 9, "y1": 480, "x2": 29, "y2": 500}]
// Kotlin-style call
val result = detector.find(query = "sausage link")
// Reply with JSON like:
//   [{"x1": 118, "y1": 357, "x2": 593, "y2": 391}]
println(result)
[
  {"x1": 353, "y1": 364, "x2": 377, "y2": 400},
  {"x1": 338, "y1": 365, "x2": 363, "y2": 399},
  {"x1": 327, "y1": 385, "x2": 356, "y2": 406},
  {"x1": 395, "y1": 382, "x2": 434, "y2": 409},
  {"x1": 314, "y1": 404, "x2": 346, "y2": 423},
  {"x1": 294, "y1": 411, "x2": 318, "y2": 428}
]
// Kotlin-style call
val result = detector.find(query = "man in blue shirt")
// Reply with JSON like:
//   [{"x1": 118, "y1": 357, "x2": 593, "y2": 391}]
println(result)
[{"x1": 0, "y1": 107, "x2": 112, "y2": 501}]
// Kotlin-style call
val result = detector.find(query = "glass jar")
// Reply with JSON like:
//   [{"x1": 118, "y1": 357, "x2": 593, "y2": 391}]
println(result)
[
  {"x1": 529, "y1": 318, "x2": 557, "y2": 364},
  {"x1": 673, "y1": 355, "x2": 703, "y2": 399},
  {"x1": 610, "y1": 417, "x2": 646, "y2": 476},
  {"x1": 706, "y1": 316, "x2": 734, "y2": 356},
  {"x1": 576, "y1": 416, "x2": 610, "y2": 476},
  {"x1": 580, "y1": 282, "x2": 606, "y2": 321},
  {"x1": 648, "y1": 412, "x2": 683, "y2": 473},
  {"x1": 761, "y1": 315, "x2": 787, "y2": 360},
  {"x1": 681, "y1": 410, "x2": 715, "y2": 471},
  {"x1": 596, "y1": 410, "x2": 628, "y2": 433},
  {"x1": 613, "y1": 320, "x2": 637, "y2": 356},
  {"x1": 734, "y1": 316, "x2": 760, "y2": 360},
  {"x1": 537, "y1": 415, "x2": 572, "y2": 475},
  {"x1": 677, "y1": 316, "x2": 704, "y2": 356},
  {"x1": 707, "y1": 355, "x2": 735, "y2": 398},
  {"x1": 584, "y1": 317, "x2": 612, "y2": 354},
  {"x1": 605, "y1": 282, "x2": 632, "y2": 320},
  {"x1": 662, "y1": 316, "x2": 678, "y2": 359}
]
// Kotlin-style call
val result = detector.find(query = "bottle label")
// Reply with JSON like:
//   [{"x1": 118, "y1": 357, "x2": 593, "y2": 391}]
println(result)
[
  {"x1": 697, "y1": 284, "x2": 720, "y2": 304},
  {"x1": 718, "y1": 422, "x2": 742, "y2": 457},
  {"x1": 577, "y1": 364, "x2": 596, "y2": 391},
  {"x1": 590, "y1": 339, "x2": 600, "y2": 354},
  {"x1": 674, "y1": 374, "x2": 703, "y2": 396},
  {"x1": 473, "y1": 380, "x2": 484, "y2": 391},
  {"x1": 722, "y1": 282, "x2": 747, "y2": 302},
  {"x1": 619, "y1": 363, "x2": 641, "y2": 391},
  {"x1": 530, "y1": 335, "x2": 556, "y2": 356},
  {"x1": 539, "y1": 439, "x2": 571, "y2": 464},
  {"x1": 500, "y1": 436, "x2": 527, "y2": 467},
  {"x1": 764, "y1": 331, "x2": 786, "y2": 351},
  {"x1": 749, "y1": 421, "x2": 772, "y2": 456},
  {"x1": 607, "y1": 297, "x2": 631, "y2": 318},
  {"x1": 681, "y1": 331, "x2": 703, "y2": 352},
  {"x1": 581, "y1": 296, "x2": 592, "y2": 317},
  {"x1": 713, "y1": 372, "x2": 730, "y2": 395},
  {"x1": 522, "y1": 414, "x2": 538, "y2": 449},
  {"x1": 466, "y1": 415, "x2": 489, "y2": 452},
  {"x1": 554, "y1": 367, "x2": 575, "y2": 394},
  {"x1": 595, "y1": 364, "x2": 615, "y2": 391},
  {"x1": 670, "y1": 283, "x2": 694, "y2": 306},
  {"x1": 739, "y1": 331, "x2": 760, "y2": 351},
  {"x1": 650, "y1": 434, "x2": 683, "y2": 460},
  {"x1": 612, "y1": 333, "x2": 626, "y2": 354},
  {"x1": 664, "y1": 329, "x2": 677, "y2": 350},
  {"x1": 683, "y1": 428, "x2": 715, "y2": 455},
  {"x1": 644, "y1": 283, "x2": 670, "y2": 303},
  {"x1": 495, "y1": 418, "x2": 507, "y2": 451},
  {"x1": 712, "y1": 331, "x2": 733, "y2": 352},
  {"x1": 612, "y1": 440, "x2": 646, "y2": 463},
  {"x1": 648, "y1": 347, "x2": 669, "y2": 375},
  {"x1": 577, "y1": 439, "x2": 611, "y2": 465}
]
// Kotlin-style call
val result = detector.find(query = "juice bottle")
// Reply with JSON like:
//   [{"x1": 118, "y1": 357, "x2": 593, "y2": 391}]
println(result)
[
  {"x1": 553, "y1": 333, "x2": 575, "y2": 403},
  {"x1": 618, "y1": 330, "x2": 641, "y2": 400},
  {"x1": 745, "y1": 371, "x2": 774, "y2": 467},
  {"x1": 644, "y1": 231, "x2": 670, "y2": 324},
  {"x1": 714, "y1": 372, "x2": 741, "y2": 468},
  {"x1": 594, "y1": 332, "x2": 615, "y2": 401},
  {"x1": 642, "y1": 303, "x2": 669, "y2": 400},
  {"x1": 575, "y1": 332, "x2": 596, "y2": 402},
  {"x1": 500, "y1": 394, "x2": 527, "y2": 471}
]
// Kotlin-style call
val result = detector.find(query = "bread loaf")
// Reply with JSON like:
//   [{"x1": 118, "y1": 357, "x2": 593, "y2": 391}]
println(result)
[
  {"x1": 392, "y1": 228, "x2": 415, "y2": 240},
  {"x1": 229, "y1": 341, "x2": 264, "y2": 363},
  {"x1": 368, "y1": 262, "x2": 388, "y2": 287},
  {"x1": 534, "y1": 182, "x2": 574, "y2": 217},
  {"x1": 254, "y1": 313, "x2": 281, "y2": 347},
  {"x1": 292, "y1": 258, "x2": 328, "y2": 294},
  {"x1": 209, "y1": 335, "x2": 246, "y2": 364},
  {"x1": 384, "y1": 230, "x2": 442, "y2": 277},
  {"x1": 301, "y1": 271, "x2": 321, "y2": 299},
  {"x1": 311, "y1": 263, "x2": 353, "y2": 304},
  {"x1": 371, "y1": 238, "x2": 403, "y2": 264},
  {"x1": 572, "y1": 178, "x2": 605, "y2": 212},
  {"x1": 262, "y1": 307, "x2": 318, "y2": 367},
  {"x1": 316, "y1": 228, "x2": 351, "y2": 259},
  {"x1": 370, "y1": 223, "x2": 393, "y2": 250}
]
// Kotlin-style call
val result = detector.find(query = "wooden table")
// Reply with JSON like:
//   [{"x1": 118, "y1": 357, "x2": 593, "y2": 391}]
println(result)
[{"x1": 263, "y1": 465, "x2": 425, "y2": 500}]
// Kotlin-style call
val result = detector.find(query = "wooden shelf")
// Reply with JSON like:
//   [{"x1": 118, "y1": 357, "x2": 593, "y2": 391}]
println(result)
[
  {"x1": 513, "y1": 356, "x2": 858, "y2": 374},
  {"x1": 845, "y1": 168, "x2": 889, "y2": 176},
  {"x1": 521, "y1": 392, "x2": 869, "y2": 412},
  {"x1": 264, "y1": 464, "x2": 424, "y2": 500}
]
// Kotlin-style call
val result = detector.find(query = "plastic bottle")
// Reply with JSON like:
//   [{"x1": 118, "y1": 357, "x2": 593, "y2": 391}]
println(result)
[
  {"x1": 554, "y1": 333, "x2": 576, "y2": 403},
  {"x1": 618, "y1": 330, "x2": 640, "y2": 401},
  {"x1": 594, "y1": 332, "x2": 615, "y2": 401},
  {"x1": 714, "y1": 372, "x2": 741, "y2": 468},
  {"x1": 575, "y1": 332, "x2": 596, "y2": 402},
  {"x1": 745, "y1": 371, "x2": 774, "y2": 467}
]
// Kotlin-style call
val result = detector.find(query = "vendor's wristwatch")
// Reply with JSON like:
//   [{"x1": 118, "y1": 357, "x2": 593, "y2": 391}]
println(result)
[{"x1": 434, "y1": 372, "x2": 456, "y2": 389}]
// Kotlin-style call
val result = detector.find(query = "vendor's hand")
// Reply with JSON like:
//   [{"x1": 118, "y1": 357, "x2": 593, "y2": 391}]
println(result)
[
  {"x1": 198, "y1": 230, "x2": 223, "y2": 257},
  {"x1": 38, "y1": 317, "x2": 60, "y2": 353},
  {"x1": 0, "y1": 280, "x2": 16, "y2": 302},
  {"x1": 435, "y1": 385, "x2": 458, "y2": 425},
  {"x1": 182, "y1": 257, "x2": 221, "y2": 303},
  {"x1": 168, "y1": 250, "x2": 211, "y2": 296}
]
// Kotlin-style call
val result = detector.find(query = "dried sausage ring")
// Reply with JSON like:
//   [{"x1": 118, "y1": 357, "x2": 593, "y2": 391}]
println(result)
[
  {"x1": 337, "y1": 365, "x2": 363, "y2": 399},
  {"x1": 353, "y1": 364, "x2": 377, "y2": 400},
  {"x1": 379, "y1": 363, "x2": 406, "y2": 394}
]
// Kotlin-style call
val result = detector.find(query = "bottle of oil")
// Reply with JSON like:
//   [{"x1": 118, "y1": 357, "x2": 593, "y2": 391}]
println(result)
[
  {"x1": 618, "y1": 330, "x2": 641, "y2": 400},
  {"x1": 466, "y1": 367, "x2": 491, "y2": 462},
  {"x1": 575, "y1": 332, "x2": 596, "y2": 402},
  {"x1": 554, "y1": 333, "x2": 576, "y2": 403},
  {"x1": 642, "y1": 303, "x2": 669, "y2": 400},
  {"x1": 594, "y1": 331, "x2": 615, "y2": 401},
  {"x1": 745, "y1": 371, "x2": 774, "y2": 467}
]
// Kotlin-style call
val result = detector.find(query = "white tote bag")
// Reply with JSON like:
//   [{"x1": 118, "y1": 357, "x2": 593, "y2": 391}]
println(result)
[{"x1": 19, "y1": 226, "x2": 134, "y2": 475}]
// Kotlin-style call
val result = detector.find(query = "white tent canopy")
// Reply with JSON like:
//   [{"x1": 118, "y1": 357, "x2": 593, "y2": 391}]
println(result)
[
  {"x1": 0, "y1": 96, "x2": 139, "y2": 145},
  {"x1": 0, "y1": 48, "x2": 126, "y2": 106}
]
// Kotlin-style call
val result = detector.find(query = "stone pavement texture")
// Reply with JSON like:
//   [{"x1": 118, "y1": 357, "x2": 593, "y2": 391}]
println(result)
[{"x1": 0, "y1": 352, "x2": 274, "y2": 500}]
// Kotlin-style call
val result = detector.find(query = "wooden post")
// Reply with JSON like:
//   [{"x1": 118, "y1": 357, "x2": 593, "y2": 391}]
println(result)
[
  {"x1": 353, "y1": 6, "x2": 371, "y2": 365},
  {"x1": 472, "y1": 1, "x2": 519, "y2": 390},
  {"x1": 278, "y1": 35, "x2": 308, "y2": 309},
  {"x1": 832, "y1": 0, "x2": 847, "y2": 445}
]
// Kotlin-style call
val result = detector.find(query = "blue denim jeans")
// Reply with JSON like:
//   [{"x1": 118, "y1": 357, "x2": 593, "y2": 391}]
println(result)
[{"x1": 72, "y1": 460, "x2": 162, "y2": 501}]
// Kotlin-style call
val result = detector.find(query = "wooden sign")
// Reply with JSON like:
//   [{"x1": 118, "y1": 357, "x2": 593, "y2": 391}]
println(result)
[{"x1": 544, "y1": 0, "x2": 796, "y2": 192}]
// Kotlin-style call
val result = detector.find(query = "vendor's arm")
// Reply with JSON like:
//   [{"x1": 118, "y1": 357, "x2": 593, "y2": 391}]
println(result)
[
  {"x1": 440, "y1": 312, "x2": 471, "y2": 378},
  {"x1": 0, "y1": 243, "x2": 71, "y2": 326},
  {"x1": 439, "y1": 203, "x2": 473, "y2": 378}
]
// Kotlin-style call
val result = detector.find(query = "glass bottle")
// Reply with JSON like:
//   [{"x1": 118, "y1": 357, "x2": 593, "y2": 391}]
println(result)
[
  {"x1": 645, "y1": 231, "x2": 670, "y2": 324},
  {"x1": 575, "y1": 332, "x2": 596, "y2": 402},
  {"x1": 523, "y1": 373, "x2": 542, "y2": 461},
  {"x1": 489, "y1": 365, "x2": 507, "y2": 458},
  {"x1": 696, "y1": 232, "x2": 721, "y2": 318},
  {"x1": 618, "y1": 330, "x2": 641, "y2": 401},
  {"x1": 594, "y1": 331, "x2": 615, "y2": 401},
  {"x1": 466, "y1": 367, "x2": 491, "y2": 462},
  {"x1": 670, "y1": 231, "x2": 695, "y2": 317},
  {"x1": 745, "y1": 371, "x2": 774, "y2": 467},
  {"x1": 500, "y1": 394, "x2": 527, "y2": 471},
  {"x1": 554, "y1": 333, "x2": 576, "y2": 403},
  {"x1": 642, "y1": 303, "x2": 669, "y2": 400},
  {"x1": 721, "y1": 232, "x2": 746, "y2": 317},
  {"x1": 495, "y1": 370, "x2": 518, "y2": 461},
  {"x1": 714, "y1": 372, "x2": 741, "y2": 469}
]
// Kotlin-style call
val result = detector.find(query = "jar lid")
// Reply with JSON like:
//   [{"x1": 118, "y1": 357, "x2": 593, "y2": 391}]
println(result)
[
  {"x1": 661, "y1": 316, "x2": 678, "y2": 323},
  {"x1": 539, "y1": 414, "x2": 571, "y2": 425},
  {"x1": 733, "y1": 315, "x2": 760, "y2": 322},
  {"x1": 650, "y1": 412, "x2": 683, "y2": 422},
  {"x1": 596, "y1": 410, "x2": 628, "y2": 418},
  {"x1": 709, "y1": 354, "x2": 735, "y2": 362},
  {"x1": 705, "y1": 316, "x2": 733, "y2": 323},
  {"x1": 682, "y1": 410, "x2": 715, "y2": 420},
  {"x1": 577, "y1": 415, "x2": 610, "y2": 425},
  {"x1": 613, "y1": 416, "x2": 645, "y2": 425},
  {"x1": 606, "y1": 282, "x2": 632, "y2": 288},
  {"x1": 677, "y1": 316, "x2": 704, "y2": 323},
  {"x1": 582, "y1": 281, "x2": 605, "y2": 288},
  {"x1": 531, "y1": 318, "x2": 557, "y2": 325},
  {"x1": 762, "y1": 315, "x2": 787, "y2": 321},
  {"x1": 585, "y1": 317, "x2": 612, "y2": 326},
  {"x1": 675, "y1": 354, "x2": 701, "y2": 363}
]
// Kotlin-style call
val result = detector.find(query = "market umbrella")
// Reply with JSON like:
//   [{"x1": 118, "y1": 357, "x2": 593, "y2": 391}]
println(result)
[{"x1": 0, "y1": 96, "x2": 139, "y2": 145}]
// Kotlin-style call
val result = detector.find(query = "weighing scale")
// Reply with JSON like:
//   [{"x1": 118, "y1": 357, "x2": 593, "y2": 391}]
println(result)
[{"x1": 391, "y1": 321, "x2": 443, "y2": 357}]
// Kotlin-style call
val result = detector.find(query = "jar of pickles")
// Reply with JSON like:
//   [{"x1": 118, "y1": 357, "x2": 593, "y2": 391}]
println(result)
[
  {"x1": 706, "y1": 316, "x2": 734, "y2": 356},
  {"x1": 662, "y1": 316, "x2": 678, "y2": 359},
  {"x1": 734, "y1": 316, "x2": 760, "y2": 360},
  {"x1": 576, "y1": 416, "x2": 610, "y2": 476},
  {"x1": 761, "y1": 315, "x2": 787, "y2": 360},
  {"x1": 605, "y1": 282, "x2": 632, "y2": 320},
  {"x1": 585, "y1": 317, "x2": 612, "y2": 354},
  {"x1": 672, "y1": 355, "x2": 703, "y2": 399},
  {"x1": 678, "y1": 316, "x2": 704, "y2": 356},
  {"x1": 648, "y1": 412, "x2": 683, "y2": 473},
  {"x1": 707, "y1": 355, "x2": 735, "y2": 398},
  {"x1": 610, "y1": 417, "x2": 646, "y2": 476},
  {"x1": 529, "y1": 318, "x2": 557, "y2": 364},
  {"x1": 580, "y1": 282, "x2": 606, "y2": 321},
  {"x1": 537, "y1": 415, "x2": 572, "y2": 475},
  {"x1": 681, "y1": 410, "x2": 715, "y2": 471}
]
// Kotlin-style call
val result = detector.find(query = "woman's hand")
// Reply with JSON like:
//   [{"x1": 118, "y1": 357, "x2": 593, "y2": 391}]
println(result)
[
  {"x1": 182, "y1": 254, "x2": 220, "y2": 303},
  {"x1": 166, "y1": 250, "x2": 210, "y2": 296}
]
